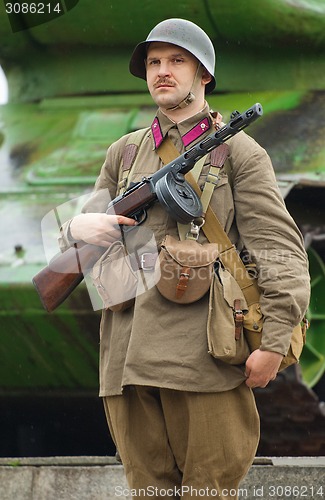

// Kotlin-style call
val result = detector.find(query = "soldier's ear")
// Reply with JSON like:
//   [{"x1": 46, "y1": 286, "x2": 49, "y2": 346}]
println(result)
[{"x1": 201, "y1": 67, "x2": 212, "y2": 86}]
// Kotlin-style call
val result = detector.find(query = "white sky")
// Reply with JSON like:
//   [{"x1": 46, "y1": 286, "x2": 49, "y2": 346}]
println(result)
[{"x1": 0, "y1": 66, "x2": 8, "y2": 104}]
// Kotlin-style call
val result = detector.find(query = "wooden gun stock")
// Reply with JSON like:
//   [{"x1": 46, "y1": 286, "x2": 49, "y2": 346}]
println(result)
[
  {"x1": 32, "y1": 243, "x2": 104, "y2": 312},
  {"x1": 33, "y1": 263, "x2": 83, "y2": 313}
]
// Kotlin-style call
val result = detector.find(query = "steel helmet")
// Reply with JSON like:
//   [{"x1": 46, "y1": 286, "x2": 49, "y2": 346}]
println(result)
[{"x1": 129, "y1": 18, "x2": 216, "y2": 94}]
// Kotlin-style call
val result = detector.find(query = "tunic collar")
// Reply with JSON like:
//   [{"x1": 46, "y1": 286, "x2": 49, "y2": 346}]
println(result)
[{"x1": 150, "y1": 103, "x2": 214, "y2": 150}]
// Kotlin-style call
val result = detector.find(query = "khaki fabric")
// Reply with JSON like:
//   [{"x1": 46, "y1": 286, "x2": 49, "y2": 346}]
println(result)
[
  {"x1": 207, "y1": 267, "x2": 250, "y2": 364},
  {"x1": 59, "y1": 103, "x2": 310, "y2": 397},
  {"x1": 103, "y1": 383, "x2": 260, "y2": 500}
]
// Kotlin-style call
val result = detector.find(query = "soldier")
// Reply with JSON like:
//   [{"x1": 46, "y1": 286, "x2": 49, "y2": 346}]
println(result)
[{"x1": 60, "y1": 18, "x2": 310, "y2": 500}]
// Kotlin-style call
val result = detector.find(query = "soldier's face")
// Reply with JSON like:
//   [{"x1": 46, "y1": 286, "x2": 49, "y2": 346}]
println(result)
[{"x1": 146, "y1": 42, "x2": 201, "y2": 110}]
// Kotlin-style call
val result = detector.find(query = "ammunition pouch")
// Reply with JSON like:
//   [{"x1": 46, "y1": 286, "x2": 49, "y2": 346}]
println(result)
[{"x1": 155, "y1": 235, "x2": 219, "y2": 304}]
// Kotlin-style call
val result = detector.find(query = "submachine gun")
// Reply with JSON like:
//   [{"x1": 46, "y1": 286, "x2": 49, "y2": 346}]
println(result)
[{"x1": 32, "y1": 103, "x2": 263, "y2": 312}]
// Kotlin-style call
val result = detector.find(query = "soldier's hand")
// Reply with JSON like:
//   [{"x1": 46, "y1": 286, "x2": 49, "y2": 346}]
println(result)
[
  {"x1": 244, "y1": 349, "x2": 283, "y2": 388},
  {"x1": 69, "y1": 213, "x2": 137, "y2": 247}
]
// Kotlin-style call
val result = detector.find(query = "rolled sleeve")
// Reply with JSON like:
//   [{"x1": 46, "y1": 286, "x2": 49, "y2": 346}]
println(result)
[{"x1": 58, "y1": 219, "x2": 78, "y2": 252}]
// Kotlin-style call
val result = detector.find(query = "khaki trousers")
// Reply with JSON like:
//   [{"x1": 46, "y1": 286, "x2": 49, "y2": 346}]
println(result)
[{"x1": 103, "y1": 383, "x2": 259, "y2": 500}]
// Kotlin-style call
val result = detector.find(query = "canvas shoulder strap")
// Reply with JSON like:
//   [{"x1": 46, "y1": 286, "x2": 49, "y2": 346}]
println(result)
[{"x1": 200, "y1": 144, "x2": 230, "y2": 214}]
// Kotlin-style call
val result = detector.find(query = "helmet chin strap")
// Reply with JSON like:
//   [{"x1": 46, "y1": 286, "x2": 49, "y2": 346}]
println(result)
[{"x1": 166, "y1": 63, "x2": 201, "y2": 111}]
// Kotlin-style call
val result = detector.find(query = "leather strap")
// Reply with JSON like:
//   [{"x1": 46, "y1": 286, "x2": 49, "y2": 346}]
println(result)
[
  {"x1": 176, "y1": 266, "x2": 191, "y2": 299},
  {"x1": 118, "y1": 128, "x2": 150, "y2": 194},
  {"x1": 233, "y1": 298, "x2": 244, "y2": 340}
]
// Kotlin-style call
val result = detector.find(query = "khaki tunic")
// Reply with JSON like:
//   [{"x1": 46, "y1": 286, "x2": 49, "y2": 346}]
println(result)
[{"x1": 60, "y1": 103, "x2": 310, "y2": 397}]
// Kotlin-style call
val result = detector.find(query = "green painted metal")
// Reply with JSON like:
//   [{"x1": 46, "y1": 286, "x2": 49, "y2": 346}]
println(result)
[
  {"x1": 0, "y1": 277, "x2": 101, "y2": 392},
  {"x1": 300, "y1": 248, "x2": 325, "y2": 387},
  {"x1": 1, "y1": 0, "x2": 325, "y2": 101},
  {"x1": 0, "y1": 1, "x2": 324, "y2": 393}
]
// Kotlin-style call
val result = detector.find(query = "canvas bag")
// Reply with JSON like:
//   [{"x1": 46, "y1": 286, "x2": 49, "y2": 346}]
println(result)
[
  {"x1": 91, "y1": 230, "x2": 159, "y2": 312},
  {"x1": 91, "y1": 240, "x2": 138, "y2": 312},
  {"x1": 207, "y1": 262, "x2": 250, "y2": 364}
]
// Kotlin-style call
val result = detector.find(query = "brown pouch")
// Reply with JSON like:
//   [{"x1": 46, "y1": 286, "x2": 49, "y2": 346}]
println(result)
[
  {"x1": 207, "y1": 263, "x2": 250, "y2": 364},
  {"x1": 156, "y1": 235, "x2": 219, "y2": 304},
  {"x1": 243, "y1": 301, "x2": 308, "y2": 371}
]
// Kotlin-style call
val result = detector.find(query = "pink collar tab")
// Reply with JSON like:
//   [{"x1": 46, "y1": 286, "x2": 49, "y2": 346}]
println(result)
[
  {"x1": 182, "y1": 118, "x2": 210, "y2": 147},
  {"x1": 151, "y1": 117, "x2": 164, "y2": 149}
]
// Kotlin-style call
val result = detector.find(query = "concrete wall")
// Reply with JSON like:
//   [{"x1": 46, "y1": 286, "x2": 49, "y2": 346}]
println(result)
[{"x1": 0, "y1": 457, "x2": 324, "y2": 500}]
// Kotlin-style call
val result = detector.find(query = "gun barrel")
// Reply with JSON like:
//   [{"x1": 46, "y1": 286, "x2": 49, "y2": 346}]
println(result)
[{"x1": 150, "y1": 103, "x2": 263, "y2": 184}]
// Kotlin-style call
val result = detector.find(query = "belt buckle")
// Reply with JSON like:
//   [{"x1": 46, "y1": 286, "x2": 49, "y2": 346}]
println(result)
[{"x1": 140, "y1": 252, "x2": 155, "y2": 271}]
